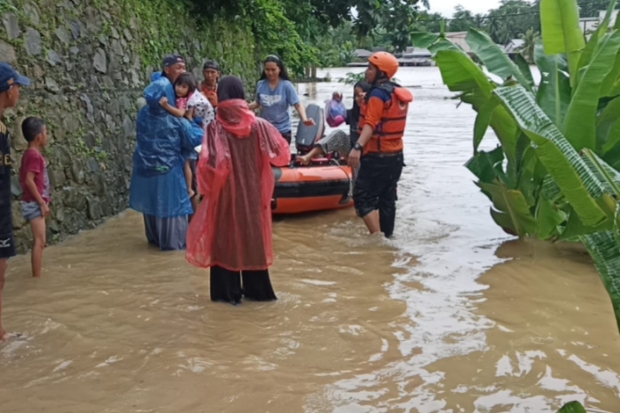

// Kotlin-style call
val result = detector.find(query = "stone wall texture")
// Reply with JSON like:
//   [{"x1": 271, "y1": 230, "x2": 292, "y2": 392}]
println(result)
[{"x1": 0, "y1": 0, "x2": 259, "y2": 253}]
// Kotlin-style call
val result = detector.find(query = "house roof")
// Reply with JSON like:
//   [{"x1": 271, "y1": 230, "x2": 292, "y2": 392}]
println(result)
[
  {"x1": 354, "y1": 49, "x2": 372, "y2": 58},
  {"x1": 504, "y1": 39, "x2": 525, "y2": 53},
  {"x1": 406, "y1": 48, "x2": 432, "y2": 57}
]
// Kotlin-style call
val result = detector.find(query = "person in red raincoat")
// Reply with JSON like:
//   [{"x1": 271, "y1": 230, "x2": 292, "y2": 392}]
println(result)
[{"x1": 186, "y1": 76, "x2": 290, "y2": 305}]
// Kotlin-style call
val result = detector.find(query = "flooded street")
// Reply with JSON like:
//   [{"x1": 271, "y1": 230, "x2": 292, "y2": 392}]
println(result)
[{"x1": 1, "y1": 67, "x2": 619, "y2": 412}]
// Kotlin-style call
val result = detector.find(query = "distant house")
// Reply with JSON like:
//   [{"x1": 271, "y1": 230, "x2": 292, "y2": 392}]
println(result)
[
  {"x1": 444, "y1": 32, "x2": 472, "y2": 54},
  {"x1": 399, "y1": 48, "x2": 433, "y2": 66},
  {"x1": 579, "y1": 9, "x2": 619, "y2": 34},
  {"x1": 580, "y1": 17, "x2": 600, "y2": 33},
  {"x1": 504, "y1": 39, "x2": 525, "y2": 54},
  {"x1": 353, "y1": 49, "x2": 372, "y2": 61},
  {"x1": 598, "y1": 9, "x2": 619, "y2": 26},
  {"x1": 503, "y1": 39, "x2": 526, "y2": 60}
]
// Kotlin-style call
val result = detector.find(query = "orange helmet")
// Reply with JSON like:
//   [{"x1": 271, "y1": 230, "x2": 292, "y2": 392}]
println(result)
[{"x1": 368, "y1": 52, "x2": 399, "y2": 79}]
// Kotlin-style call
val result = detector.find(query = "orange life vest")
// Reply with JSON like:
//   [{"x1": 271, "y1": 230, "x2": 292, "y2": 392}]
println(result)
[{"x1": 359, "y1": 83, "x2": 413, "y2": 154}]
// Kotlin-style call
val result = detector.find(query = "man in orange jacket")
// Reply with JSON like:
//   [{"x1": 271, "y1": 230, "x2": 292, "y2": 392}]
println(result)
[{"x1": 348, "y1": 52, "x2": 413, "y2": 239}]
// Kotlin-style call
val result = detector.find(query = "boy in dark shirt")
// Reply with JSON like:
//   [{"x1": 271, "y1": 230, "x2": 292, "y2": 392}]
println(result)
[
  {"x1": 19, "y1": 117, "x2": 50, "y2": 279},
  {"x1": 0, "y1": 62, "x2": 30, "y2": 340}
]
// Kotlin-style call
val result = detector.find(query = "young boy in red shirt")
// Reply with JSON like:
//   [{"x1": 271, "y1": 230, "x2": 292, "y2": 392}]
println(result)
[
  {"x1": 0, "y1": 62, "x2": 30, "y2": 340},
  {"x1": 19, "y1": 117, "x2": 50, "y2": 278}
]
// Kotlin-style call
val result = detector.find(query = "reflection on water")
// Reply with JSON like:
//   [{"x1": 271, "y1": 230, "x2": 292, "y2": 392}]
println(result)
[{"x1": 1, "y1": 67, "x2": 619, "y2": 413}]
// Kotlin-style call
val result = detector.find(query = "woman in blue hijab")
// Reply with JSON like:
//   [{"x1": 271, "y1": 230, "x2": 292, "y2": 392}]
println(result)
[{"x1": 129, "y1": 54, "x2": 204, "y2": 251}]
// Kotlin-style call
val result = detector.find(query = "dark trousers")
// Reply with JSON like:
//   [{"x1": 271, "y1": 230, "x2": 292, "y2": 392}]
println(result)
[
  {"x1": 353, "y1": 152, "x2": 404, "y2": 238},
  {"x1": 280, "y1": 131, "x2": 292, "y2": 145},
  {"x1": 210, "y1": 265, "x2": 277, "y2": 305}
]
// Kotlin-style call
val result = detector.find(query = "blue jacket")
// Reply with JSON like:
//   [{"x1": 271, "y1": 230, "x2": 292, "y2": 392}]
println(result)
[{"x1": 129, "y1": 73, "x2": 204, "y2": 218}]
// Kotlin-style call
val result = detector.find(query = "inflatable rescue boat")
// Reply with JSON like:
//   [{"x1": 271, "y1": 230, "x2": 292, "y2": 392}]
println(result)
[{"x1": 271, "y1": 104, "x2": 354, "y2": 215}]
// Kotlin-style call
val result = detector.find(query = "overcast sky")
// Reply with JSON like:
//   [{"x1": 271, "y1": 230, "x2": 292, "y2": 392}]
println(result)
[{"x1": 429, "y1": 0, "x2": 502, "y2": 17}]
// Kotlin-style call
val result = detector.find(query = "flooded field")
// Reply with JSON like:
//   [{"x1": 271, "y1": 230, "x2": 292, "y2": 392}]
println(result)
[{"x1": 1, "y1": 67, "x2": 619, "y2": 413}]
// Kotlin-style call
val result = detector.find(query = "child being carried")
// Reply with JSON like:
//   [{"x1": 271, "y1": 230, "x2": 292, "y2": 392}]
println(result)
[{"x1": 160, "y1": 73, "x2": 214, "y2": 202}]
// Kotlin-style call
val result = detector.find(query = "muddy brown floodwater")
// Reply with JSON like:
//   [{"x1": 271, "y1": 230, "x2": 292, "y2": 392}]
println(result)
[{"x1": 1, "y1": 67, "x2": 619, "y2": 413}]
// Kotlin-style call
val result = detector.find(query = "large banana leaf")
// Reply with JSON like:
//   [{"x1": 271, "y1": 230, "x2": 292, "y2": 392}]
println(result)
[
  {"x1": 576, "y1": 0, "x2": 617, "y2": 81},
  {"x1": 411, "y1": 32, "x2": 439, "y2": 49},
  {"x1": 428, "y1": 38, "x2": 460, "y2": 55},
  {"x1": 578, "y1": 0, "x2": 618, "y2": 85},
  {"x1": 534, "y1": 44, "x2": 571, "y2": 128},
  {"x1": 598, "y1": 97, "x2": 620, "y2": 154},
  {"x1": 582, "y1": 149, "x2": 620, "y2": 197},
  {"x1": 596, "y1": 98, "x2": 620, "y2": 154},
  {"x1": 563, "y1": 32, "x2": 620, "y2": 151},
  {"x1": 466, "y1": 29, "x2": 534, "y2": 91},
  {"x1": 478, "y1": 180, "x2": 537, "y2": 237},
  {"x1": 473, "y1": 98, "x2": 500, "y2": 153},
  {"x1": 537, "y1": 196, "x2": 566, "y2": 240},
  {"x1": 601, "y1": 53, "x2": 620, "y2": 97},
  {"x1": 465, "y1": 147, "x2": 505, "y2": 184},
  {"x1": 514, "y1": 54, "x2": 535, "y2": 87},
  {"x1": 436, "y1": 50, "x2": 520, "y2": 163},
  {"x1": 435, "y1": 50, "x2": 493, "y2": 98},
  {"x1": 493, "y1": 86, "x2": 609, "y2": 227},
  {"x1": 540, "y1": 0, "x2": 585, "y2": 84}
]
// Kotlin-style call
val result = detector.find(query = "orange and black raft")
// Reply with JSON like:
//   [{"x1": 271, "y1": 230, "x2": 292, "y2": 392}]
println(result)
[{"x1": 271, "y1": 104, "x2": 354, "y2": 215}]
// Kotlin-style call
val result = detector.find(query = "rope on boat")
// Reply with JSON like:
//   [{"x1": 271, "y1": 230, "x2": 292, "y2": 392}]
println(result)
[{"x1": 330, "y1": 158, "x2": 354, "y2": 202}]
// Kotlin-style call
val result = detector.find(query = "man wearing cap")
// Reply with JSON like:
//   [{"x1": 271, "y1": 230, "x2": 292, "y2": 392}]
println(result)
[
  {"x1": 200, "y1": 59, "x2": 220, "y2": 109},
  {"x1": 129, "y1": 54, "x2": 204, "y2": 251},
  {"x1": 0, "y1": 62, "x2": 30, "y2": 340},
  {"x1": 161, "y1": 54, "x2": 187, "y2": 84}
]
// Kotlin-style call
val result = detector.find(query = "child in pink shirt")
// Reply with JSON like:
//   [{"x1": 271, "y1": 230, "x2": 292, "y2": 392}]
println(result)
[{"x1": 19, "y1": 117, "x2": 50, "y2": 278}]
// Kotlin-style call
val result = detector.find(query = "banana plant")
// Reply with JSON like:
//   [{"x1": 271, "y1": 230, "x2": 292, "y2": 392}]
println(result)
[
  {"x1": 412, "y1": 29, "x2": 552, "y2": 238},
  {"x1": 412, "y1": 0, "x2": 620, "y2": 240},
  {"x1": 492, "y1": 85, "x2": 620, "y2": 334},
  {"x1": 412, "y1": 0, "x2": 620, "y2": 337}
]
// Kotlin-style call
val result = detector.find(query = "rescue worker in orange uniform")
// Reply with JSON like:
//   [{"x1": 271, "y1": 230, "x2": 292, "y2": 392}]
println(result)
[{"x1": 348, "y1": 52, "x2": 413, "y2": 239}]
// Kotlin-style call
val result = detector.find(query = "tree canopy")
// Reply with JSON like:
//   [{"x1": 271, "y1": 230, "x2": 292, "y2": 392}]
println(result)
[
  {"x1": 186, "y1": 0, "x2": 428, "y2": 74},
  {"x1": 183, "y1": 0, "x2": 620, "y2": 72}
]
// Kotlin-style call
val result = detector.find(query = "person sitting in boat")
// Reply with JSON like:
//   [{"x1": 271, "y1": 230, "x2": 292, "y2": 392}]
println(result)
[
  {"x1": 186, "y1": 76, "x2": 290, "y2": 305},
  {"x1": 249, "y1": 54, "x2": 315, "y2": 144},
  {"x1": 296, "y1": 81, "x2": 371, "y2": 166},
  {"x1": 325, "y1": 92, "x2": 347, "y2": 127}
]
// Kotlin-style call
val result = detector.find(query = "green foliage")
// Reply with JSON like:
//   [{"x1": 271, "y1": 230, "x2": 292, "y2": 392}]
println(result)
[
  {"x1": 419, "y1": 0, "x2": 620, "y2": 338},
  {"x1": 245, "y1": 0, "x2": 317, "y2": 76},
  {"x1": 0, "y1": 0, "x2": 16, "y2": 14},
  {"x1": 557, "y1": 401, "x2": 587, "y2": 413},
  {"x1": 428, "y1": 1, "x2": 542, "y2": 46},
  {"x1": 187, "y1": 0, "x2": 428, "y2": 70}
]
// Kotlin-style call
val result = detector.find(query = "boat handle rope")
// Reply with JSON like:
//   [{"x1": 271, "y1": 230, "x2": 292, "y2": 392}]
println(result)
[{"x1": 330, "y1": 159, "x2": 354, "y2": 201}]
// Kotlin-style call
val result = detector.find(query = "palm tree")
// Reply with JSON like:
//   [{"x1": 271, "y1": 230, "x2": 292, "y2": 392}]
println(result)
[{"x1": 519, "y1": 29, "x2": 539, "y2": 64}]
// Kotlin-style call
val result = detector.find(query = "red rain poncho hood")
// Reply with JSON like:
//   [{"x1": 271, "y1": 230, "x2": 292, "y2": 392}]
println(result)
[{"x1": 186, "y1": 99, "x2": 290, "y2": 271}]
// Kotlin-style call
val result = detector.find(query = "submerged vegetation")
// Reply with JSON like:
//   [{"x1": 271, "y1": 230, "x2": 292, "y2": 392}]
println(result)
[{"x1": 414, "y1": 0, "x2": 620, "y2": 353}]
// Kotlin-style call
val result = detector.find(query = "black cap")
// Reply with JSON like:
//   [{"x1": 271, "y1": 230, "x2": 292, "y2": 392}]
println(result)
[
  {"x1": 162, "y1": 54, "x2": 185, "y2": 68},
  {"x1": 203, "y1": 60, "x2": 220, "y2": 71}
]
